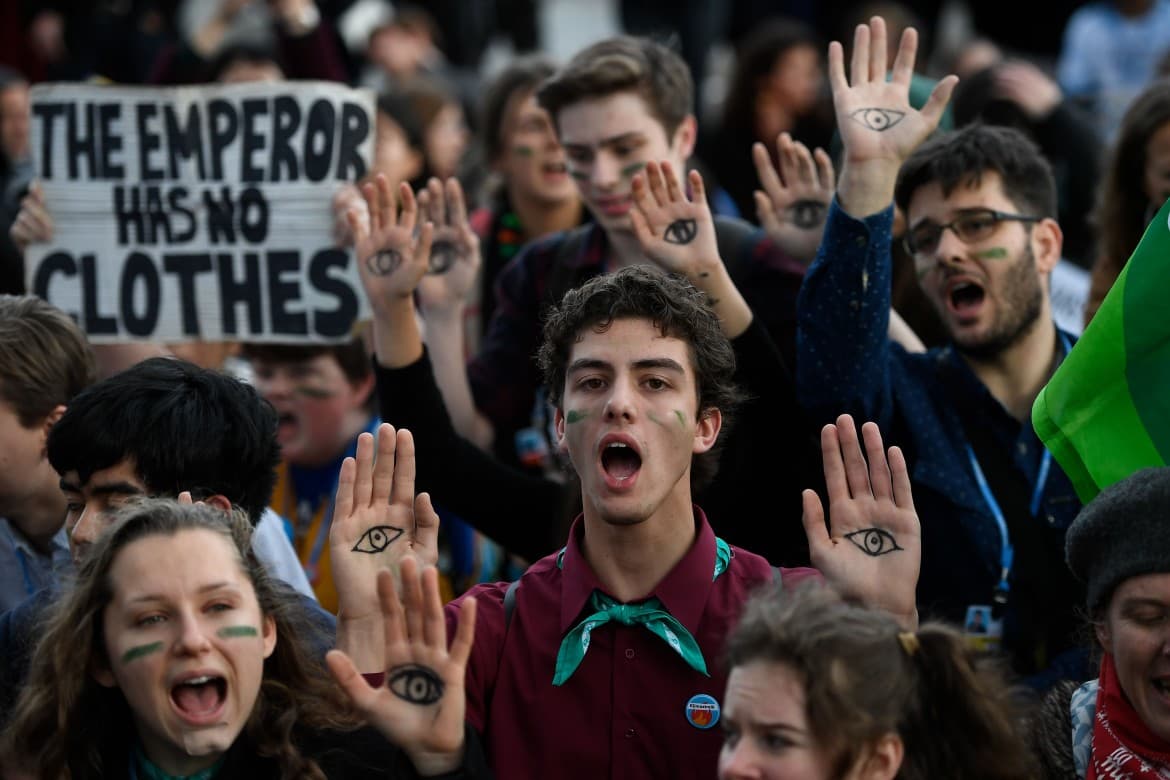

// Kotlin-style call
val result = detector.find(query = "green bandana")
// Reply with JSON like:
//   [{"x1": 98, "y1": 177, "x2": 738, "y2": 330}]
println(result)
[{"x1": 552, "y1": 538, "x2": 731, "y2": 686}]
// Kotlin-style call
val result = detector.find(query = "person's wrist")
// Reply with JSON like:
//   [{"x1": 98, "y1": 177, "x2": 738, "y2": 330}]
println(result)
[{"x1": 408, "y1": 744, "x2": 465, "y2": 777}]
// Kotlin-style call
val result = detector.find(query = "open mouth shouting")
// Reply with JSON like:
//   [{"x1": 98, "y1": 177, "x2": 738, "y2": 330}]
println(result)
[
  {"x1": 944, "y1": 276, "x2": 987, "y2": 321},
  {"x1": 542, "y1": 160, "x2": 568, "y2": 178},
  {"x1": 170, "y1": 671, "x2": 228, "y2": 727},
  {"x1": 599, "y1": 434, "x2": 642, "y2": 491}
]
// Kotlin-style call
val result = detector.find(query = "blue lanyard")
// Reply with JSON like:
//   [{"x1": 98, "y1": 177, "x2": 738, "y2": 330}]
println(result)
[{"x1": 968, "y1": 331, "x2": 1069, "y2": 595}]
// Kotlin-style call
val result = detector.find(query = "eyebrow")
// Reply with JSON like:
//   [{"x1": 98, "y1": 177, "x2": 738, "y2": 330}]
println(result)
[
  {"x1": 562, "y1": 132, "x2": 645, "y2": 151},
  {"x1": 567, "y1": 357, "x2": 686, "y2": 374},
  {"x1": 126, "y1": 582, "x2": 240, "y2": 605}
]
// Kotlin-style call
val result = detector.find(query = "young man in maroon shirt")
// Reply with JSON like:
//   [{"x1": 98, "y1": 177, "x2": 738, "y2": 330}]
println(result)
[{"x1": 327, "y1": 166, "x2": 922, "y2": 778}]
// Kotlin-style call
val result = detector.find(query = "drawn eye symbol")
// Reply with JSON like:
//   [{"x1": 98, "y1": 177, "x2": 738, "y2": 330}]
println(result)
[
  {"x1": 788, "y1": 200, "x2": 827, "y2": 229},
  {"x1": 351, "y1": 525, "x2": 404, "y2": 554},
  {"x1": 388, "y1": 664, "x2": 443, "y2": 705},
  {"x1": 663, "y1": 218, "x2": 698, "y2": 244},
  {"x1": 428, "y1": 240, "x2": 457, "y2": 275},
  {"x1": 848, "y1": 108, "x2": 906, "y2": 131},
  {"x1": 844, "y1": 528, "x2": 904, "y2": 556}
]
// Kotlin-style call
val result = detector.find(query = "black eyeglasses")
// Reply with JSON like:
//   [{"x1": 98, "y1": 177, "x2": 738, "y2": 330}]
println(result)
[{"x1": 904, "y1": 209, "x2": 1041, "y2": 257}]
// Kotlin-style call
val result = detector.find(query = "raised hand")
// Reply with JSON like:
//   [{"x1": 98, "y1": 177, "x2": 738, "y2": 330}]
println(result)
[
  {"x1": 831, "y1": 17, "x2": 955, "y2": 168},
  {"x1": 802, "y1": 414, "x2": 920, "y2": 628},
  {"x1": 415, "y1": 177, "x2": 482, "y2": 315},
  {"x1": 752, "y1": 133, "x2": 835, "y2": 263},
  {"x1": 331, "y1": 424, "x2": 441, "y2": 669},
  {"x1": 327, "y1": 559, "x2": 476, "y2": 776},
  {"x1": 629, "y1": 161, "x2": 722, "y2": 280},
  {"x1": 350, "y1": 174, "x2": 434, "y2": 316}
]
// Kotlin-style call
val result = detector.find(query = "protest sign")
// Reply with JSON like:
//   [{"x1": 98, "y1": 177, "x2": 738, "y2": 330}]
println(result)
[{"x1": 26, "y1": 81, "x2": 374, "y2": 343}]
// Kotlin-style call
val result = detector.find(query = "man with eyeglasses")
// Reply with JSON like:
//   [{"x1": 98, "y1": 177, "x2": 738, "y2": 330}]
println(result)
[{"x1": 796, "y1": 17, "x2": 1087, "y2": 690}]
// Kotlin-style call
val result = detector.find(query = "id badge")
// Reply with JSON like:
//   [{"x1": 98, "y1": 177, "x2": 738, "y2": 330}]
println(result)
[{"x1": 963, "y1": 604, "x2": 1003, "y2": 652}]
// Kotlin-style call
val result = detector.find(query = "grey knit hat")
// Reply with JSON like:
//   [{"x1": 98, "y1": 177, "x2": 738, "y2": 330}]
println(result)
[{"x1": 1066, "y1": 466, "x2": 1170, "y2": 612}]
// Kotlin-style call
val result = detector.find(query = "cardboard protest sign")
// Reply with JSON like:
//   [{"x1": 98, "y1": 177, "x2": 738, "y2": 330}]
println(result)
[{"x1": 26, "y1": 81, "x2": 374, "y2": 343}]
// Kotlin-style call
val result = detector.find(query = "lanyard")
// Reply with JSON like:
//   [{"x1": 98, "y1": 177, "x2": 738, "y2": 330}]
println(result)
[
  {"x1": 967, "y1": 331, "x2": 1070, "y2": 597},
  {"x1": 965, "y1": 444, "x2": 1051, "y2": 597}
]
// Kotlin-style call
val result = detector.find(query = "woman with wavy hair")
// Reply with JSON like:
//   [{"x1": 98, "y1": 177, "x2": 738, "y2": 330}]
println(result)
[
  {"x1": 1085, "y1": 79, "x2": 1170, "y2": 324},
  {"x1": 719, "y1": 584, "x2": 1037, "y2": 779},
  {"x1": 0, "y1": 498, "x2": 485, "y2": 779}
]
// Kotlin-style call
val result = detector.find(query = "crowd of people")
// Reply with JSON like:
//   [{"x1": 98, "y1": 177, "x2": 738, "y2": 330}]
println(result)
[{"x1": 2, "y1": 0, "x2": 1170, "y2": 778}]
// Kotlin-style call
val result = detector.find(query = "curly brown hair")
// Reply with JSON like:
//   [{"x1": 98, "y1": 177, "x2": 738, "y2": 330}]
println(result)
[
  {"x1": 536, "y1": 265, "x2": 743, "y2": 490},
  {"x1": 726, "y1": 583, "x2": 1038, "y2": 780},
  {"x1": 0, "y1": 500, "x2": 361, "y2": 779}
]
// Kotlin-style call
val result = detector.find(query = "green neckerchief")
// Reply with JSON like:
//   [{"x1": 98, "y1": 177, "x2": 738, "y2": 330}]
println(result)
[
  {"x1": 552, "y1": 537, "x2": 731, "y2": 686},
  {"x1": 131, "y1": 743, "x2": 225, "y2": 780}
]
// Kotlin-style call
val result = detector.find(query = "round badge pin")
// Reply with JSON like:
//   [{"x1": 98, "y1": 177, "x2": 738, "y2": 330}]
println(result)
[{"x1": 685, "y1": 693, "x2": 720, "y2": 730}]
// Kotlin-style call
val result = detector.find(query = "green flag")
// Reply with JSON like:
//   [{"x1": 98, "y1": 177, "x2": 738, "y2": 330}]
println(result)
[{"x1": 1033, "y1": 198, "x2": 1170, "y2": 503}]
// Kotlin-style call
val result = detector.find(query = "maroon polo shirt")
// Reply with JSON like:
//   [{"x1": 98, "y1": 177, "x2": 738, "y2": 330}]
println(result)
[{"x1": 444, "y1": 507, "x2": 820, "y2": 778}]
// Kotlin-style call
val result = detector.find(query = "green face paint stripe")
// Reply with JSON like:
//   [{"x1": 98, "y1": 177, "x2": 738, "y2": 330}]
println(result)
[
  {"x1": 975, "y1": 247, "x2": 1008, "y2": 259},
  {"x1": 121, "y1": 642, "x2": 164, "y2": 664},
  {"x1": 675, "y1": 410, "x2": 688, "y2": 428},
  {"x1": 217, "y1": 626, "x2": 259, "y2": 639},
  {"x1": 621, "y1": 163, "x2": 646, "y2": 178},
  {"x1": 513, "y1": 145, "x2": 535, "y2": 157},
  {"x1": 294, "y1": 385, "x2": 335, "y2": 399},
  {"x1": 566, "y1": 409, "x2": 589, "y2": 424}
]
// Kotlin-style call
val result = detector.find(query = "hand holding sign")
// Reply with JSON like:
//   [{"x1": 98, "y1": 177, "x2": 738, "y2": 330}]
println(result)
[
  {"x1": 415, "y1": 177, "x2": 481, "y2": 315},
  {"x1": 11, "y1": 182, "x2": 53, "y2": 252},
  {"x1": 350, "y1": 173, "x2": 434, "y2": 317}
]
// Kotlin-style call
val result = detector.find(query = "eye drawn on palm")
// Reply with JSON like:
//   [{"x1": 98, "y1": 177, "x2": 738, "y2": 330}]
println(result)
[
  {"x1": 830, "y1": 18, "x2": 955, "y2": 167},
  {"x1": 330, "y1": 423, "x2": 440, "y2": 624},
  {"x1": 350, "y1": 174, "x2": 434, "y2": 316},
  {"x1": 415, "y1": 177, "x2": 482, "y2": 314},
  {"x1": 802, "y1": 414, "x2": 921, "y2": 625},
  {"x1": 752, "y1": 133, "x2": 835, "y2": 263},
  {"x1": 326, "y1": 560, "x2": 476, "y2": 771},
  {"x1": 629, "y1": 161, "x2": 721, "y2": 279}
]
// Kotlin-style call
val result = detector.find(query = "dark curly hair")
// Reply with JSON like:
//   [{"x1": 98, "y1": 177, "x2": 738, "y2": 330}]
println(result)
[{"x1": 537, "y1": 265, "x2": 742, "y2": 489}]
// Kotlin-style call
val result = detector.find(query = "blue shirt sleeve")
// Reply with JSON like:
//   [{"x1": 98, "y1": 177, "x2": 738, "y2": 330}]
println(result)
[{"x1": 796, "y1": 199, "x2": 897, "y2": 427}]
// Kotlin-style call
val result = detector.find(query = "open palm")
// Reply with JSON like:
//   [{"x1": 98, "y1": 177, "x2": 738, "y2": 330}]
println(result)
[
  {"x1": 830, "y1": 18, "x2": 954, "y2": 167},
  {"x1": 802, "y1": 414, "x2": 921, "y2": 627},
  {"x1": 351, "y1": 174, "x2": 434, "y2": 317},
  {"x1": 327, "y1": 560, "x2": 476, "y2": 775}
]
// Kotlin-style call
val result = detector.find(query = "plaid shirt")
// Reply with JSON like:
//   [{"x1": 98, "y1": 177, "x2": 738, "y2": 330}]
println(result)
[{"x1": 467, "y1": 220, "x2": 806, "y2": 471}]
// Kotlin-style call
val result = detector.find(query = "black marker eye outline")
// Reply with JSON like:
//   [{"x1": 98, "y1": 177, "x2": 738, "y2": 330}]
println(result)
[
  {"x1": 788, "y1": 200, "x2": 827, "y2": 229},
  {"x1": 848, "y1": 108, "x2": 906, "y2": 132},
  {"x1": 427, "y1": 240, "x2": 458, "y2": 275},
  {"x1": 843, "y1": 528, "x2": 904, "y2": 557},
  {"x1": 351, "y1": 525, "x2": 405, "y2": 554},
  {"x1": 663, "y1": 218, "x2": 698, "y2": 245},
  {"x1": 387, "y1": 664, "x2": 444, "y2": 705},
  {"x1": 366, "y1": 249, "x2": 403, "y2": 276}
]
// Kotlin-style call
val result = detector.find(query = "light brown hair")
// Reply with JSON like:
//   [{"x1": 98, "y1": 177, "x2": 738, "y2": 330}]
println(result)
[
  {"x1": 536, "y1": 36, "x2": 693, "y2": 138},
  {"x1": 0, "y1": 294, "x2": 96, "y2": 426}
]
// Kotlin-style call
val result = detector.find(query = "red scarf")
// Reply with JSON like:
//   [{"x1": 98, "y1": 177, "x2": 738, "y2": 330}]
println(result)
[{"x1": 1089, "y1": 653, "x2": 1170, "y2": 779}]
